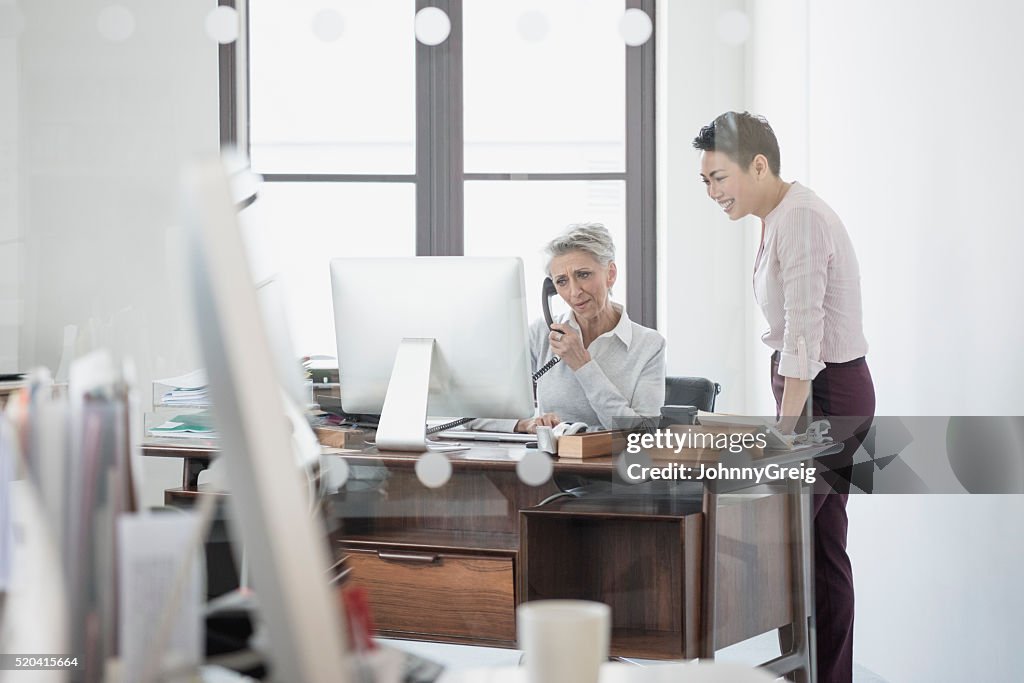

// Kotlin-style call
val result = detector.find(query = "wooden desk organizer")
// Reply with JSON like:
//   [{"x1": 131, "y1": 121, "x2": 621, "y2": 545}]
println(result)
[
  {"x1": 556, "y1": 430, "x2": 629, "y2": 459},
  {"x1": 313, "y1": 426, "x2": 370, "y2": 449}
]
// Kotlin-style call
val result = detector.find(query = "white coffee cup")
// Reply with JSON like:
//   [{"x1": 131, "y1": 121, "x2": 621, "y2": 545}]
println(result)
[
  {"x1": 536, "y1": 426, "x2": 558, "y2": 454},
  {"x1": 517, "y1": 600, "x2": 610, "y2": 683}
]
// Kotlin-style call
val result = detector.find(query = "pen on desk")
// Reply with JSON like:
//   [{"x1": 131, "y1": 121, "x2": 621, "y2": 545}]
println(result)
[{"x1": 328, "y1": 553, "x2": 352, "y2": 586}]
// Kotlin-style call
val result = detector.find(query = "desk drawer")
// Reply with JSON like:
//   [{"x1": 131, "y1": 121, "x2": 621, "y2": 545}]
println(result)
[{"x1": 343, "y1": 547, "x2": 515, "y2": 643}]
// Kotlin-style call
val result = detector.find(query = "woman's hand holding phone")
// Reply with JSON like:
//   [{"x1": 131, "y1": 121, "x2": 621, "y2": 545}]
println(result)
[{"x1": 548, "y1": 324, "x2": 590, "y2": 371}]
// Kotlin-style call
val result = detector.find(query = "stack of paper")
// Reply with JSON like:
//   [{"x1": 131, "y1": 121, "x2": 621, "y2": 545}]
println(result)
[
  {"x1": 154, "y1": 370, "x2": 210, "y2": 407},
  {"x1": 147, "y1": 412, "x2": 218, "y2": 440},
  {"x1": 302, "y1": 355, "x2": 338, "y2": 385}
]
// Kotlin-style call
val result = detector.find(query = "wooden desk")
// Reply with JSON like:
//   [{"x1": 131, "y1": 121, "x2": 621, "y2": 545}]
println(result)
[{"x1": 143, "y1": 440, "x2": 831, "y2": 681}]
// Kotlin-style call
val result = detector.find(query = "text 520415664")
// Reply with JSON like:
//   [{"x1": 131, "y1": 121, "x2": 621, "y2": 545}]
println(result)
[{"x1": 0, "y1": 655, "x2": 81, "y2": 670}]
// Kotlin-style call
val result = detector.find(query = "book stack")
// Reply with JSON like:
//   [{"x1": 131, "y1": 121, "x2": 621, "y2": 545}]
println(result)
[{"x1": 1, "y1": 355, "x2": 145, "y2": 678}]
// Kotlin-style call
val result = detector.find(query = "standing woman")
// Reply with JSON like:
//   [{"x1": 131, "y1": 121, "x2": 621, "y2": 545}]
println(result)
[{"x1": 693, "y1": 111, "x2": 874, "y2": 683}]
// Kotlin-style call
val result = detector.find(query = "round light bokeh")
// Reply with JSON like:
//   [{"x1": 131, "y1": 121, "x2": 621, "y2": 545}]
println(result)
[
  {"x1": 205, "y1": 5, "x2": 240, "y2": 45},
  {"x1": 615, "y1": 450, "x2": 654, "y2": 484},
  {"x1": 516, "y1": 450, "x2": 554, "y2": 486},
  {"x1": 328, "y1": 456, "x2": 350, "y2": 490},
  {"x1": 312, "y1": 8, "x2": 345, "y2": 43},
  {"x1": 229, "y1": 167, "x2": 262, "y2": 206},
  {"x1": 416, "y1": 451, "x2": 453, "y2": 489},
  {"x1": 619, "y1": 8, "x2": 652, "y2": 47},
  {"x1": 414, "y1": 7, "x2": 451, "y2": 46},
  {"x1": 717, "y1": 10, "x2": 751, "y2": 46},
  {"x1": 97, "y1": 6, "x2": 135, "y2": 43},
  {"x1": 517, "y1": 10, "x2": 549, "y2": 43}
]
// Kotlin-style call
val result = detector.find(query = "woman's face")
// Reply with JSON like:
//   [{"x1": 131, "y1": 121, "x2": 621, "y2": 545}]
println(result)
[
  {"x1": 548, "y1": 249, "x2": 617, "y2": 321},
  {"x1": 699, "y1": 150, "x2": 757, "y2": 220}
]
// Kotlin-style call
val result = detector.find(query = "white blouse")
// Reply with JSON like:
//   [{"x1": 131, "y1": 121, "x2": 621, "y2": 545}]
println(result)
[{"x1": 754, "y1": 182, "x2": 869, "y2": 380}]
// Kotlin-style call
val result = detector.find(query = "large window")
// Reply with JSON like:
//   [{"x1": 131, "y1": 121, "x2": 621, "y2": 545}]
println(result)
[
  {"x1": 249, "y1": 1, "x2": 416, "y2": 175},
  {"x1": 226, "y1": 0, "x2": 655, "y2": 355}
]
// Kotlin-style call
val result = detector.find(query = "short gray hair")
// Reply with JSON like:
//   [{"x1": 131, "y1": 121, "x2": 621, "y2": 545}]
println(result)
[{"x1": 544, "y1": 223, "x2": 616, "y2": 274}]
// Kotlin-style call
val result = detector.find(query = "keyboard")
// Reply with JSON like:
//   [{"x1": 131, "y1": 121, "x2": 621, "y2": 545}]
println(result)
[{"x1": 433, "y1": 428, "x2": 537, "y2": 444}]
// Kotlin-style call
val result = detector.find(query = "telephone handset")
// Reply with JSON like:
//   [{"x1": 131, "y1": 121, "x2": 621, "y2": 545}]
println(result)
[
  {"x1": 542, "y1": 276, "x2": 558, "y2": 328},
  {"x1": 533, "y1": 277, "x2": 562, "y2": 382}
]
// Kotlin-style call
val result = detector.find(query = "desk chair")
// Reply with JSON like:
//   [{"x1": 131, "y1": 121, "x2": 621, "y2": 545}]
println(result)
[{"x1": 664, "y1": 376, "x2": 721, "y2": 412}]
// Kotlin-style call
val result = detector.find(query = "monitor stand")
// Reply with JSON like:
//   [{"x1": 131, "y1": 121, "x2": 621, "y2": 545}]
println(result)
[{"x1": 375, "y1": 338, "x2": 467, "y2": 453}]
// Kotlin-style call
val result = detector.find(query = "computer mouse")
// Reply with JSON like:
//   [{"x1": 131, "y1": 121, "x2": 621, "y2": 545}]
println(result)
[{"x1": 552, "y1": 422, "x2": 588, "y2": 437}]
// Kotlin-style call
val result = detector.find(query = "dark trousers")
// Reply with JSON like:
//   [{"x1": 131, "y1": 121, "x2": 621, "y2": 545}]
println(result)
[{"x1": 771, "y1": 352, "x2": 875, "y2": 683}]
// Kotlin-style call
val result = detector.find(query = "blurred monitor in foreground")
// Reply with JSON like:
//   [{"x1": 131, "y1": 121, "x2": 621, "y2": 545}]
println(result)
[{"x1": 182, "y1": 157, "x2": 349, "y2": 683}]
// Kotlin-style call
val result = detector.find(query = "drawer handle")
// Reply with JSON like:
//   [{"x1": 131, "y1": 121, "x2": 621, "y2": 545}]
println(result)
[{"x1": 377, "y1": 550, "x2": 440, "y2": 564}]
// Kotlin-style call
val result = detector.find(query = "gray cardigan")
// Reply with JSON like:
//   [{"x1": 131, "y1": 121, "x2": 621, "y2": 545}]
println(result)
[{"x1": 472, "y1": 303, "x2": 666, "y2": 432}]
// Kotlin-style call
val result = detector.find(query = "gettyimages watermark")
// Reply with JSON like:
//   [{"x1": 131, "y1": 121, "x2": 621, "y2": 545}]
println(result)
[
  {"x1": 605, "y1": 416, "x2": 1024, "y2": 494},
  {"x1": 621, "y1": 428, "x2": 816, "y2": 484},
  {"x1": 623, "y1": 460, "x2": 817, "y2": 485},
  {"x1": 626, "y1": 428, "x2": 769, "y2": 455}
]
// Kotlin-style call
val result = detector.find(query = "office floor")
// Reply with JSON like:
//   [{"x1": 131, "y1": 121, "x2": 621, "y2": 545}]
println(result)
[{"x1": 384, "y1": 633, "x2": 891, "y2": 682}]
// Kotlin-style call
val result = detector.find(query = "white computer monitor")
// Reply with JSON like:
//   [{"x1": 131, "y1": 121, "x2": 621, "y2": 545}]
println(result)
[
  {"x1": 182, "y1": 157, "x2": 349, "y2": 683},
  {"x1": 330, "y1": 257, "x2": 535, "y2": 451}
]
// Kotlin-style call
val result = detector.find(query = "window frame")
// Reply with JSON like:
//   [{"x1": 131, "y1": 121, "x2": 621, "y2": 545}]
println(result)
[{"x1": 220, "y1": 0, "x2": 657, "y2": 326}]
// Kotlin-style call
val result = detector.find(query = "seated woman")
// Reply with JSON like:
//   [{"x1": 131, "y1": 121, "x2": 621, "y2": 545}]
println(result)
[{"x1": 474, "y1": 223, "x2": 666, "y2": 433}]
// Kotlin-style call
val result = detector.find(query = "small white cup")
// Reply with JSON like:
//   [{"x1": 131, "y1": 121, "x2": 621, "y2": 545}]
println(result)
[
  {"x1": 517, "y1": 600, "x2": 610, "y2": 683},
  {"x1": 536, "y1": 426, "x2": 558, "y2": 454}
]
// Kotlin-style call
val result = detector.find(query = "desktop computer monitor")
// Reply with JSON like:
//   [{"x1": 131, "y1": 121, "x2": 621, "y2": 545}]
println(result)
[
  {"x1": 182, "y1": 157, "x2": 349, "y2": 683},
  {"x1": 330, "y1": 257, "x2": 535, "y2": 451}
]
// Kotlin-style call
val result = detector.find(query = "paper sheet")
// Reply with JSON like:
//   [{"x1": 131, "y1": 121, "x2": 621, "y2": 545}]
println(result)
[
  {"x1": 118, "y1": 514, "x2": 203, "y2": 683},
  {"x1": 153, "y1": 370, "x2": 208, "y2": 390},
  {"x1": 0, "y1": 481, "x2": 70, "y2": 683}
]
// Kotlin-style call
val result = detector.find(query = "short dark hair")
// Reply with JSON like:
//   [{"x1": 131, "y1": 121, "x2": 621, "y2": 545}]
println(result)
[{"x1": 692, "y1": 111, "x2": 781, "y2": 176}]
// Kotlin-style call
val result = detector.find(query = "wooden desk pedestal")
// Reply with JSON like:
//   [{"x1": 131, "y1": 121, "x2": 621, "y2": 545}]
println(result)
[
  {"x1": 520, "y1": 492, "x2": 793, "y2": 660},
  {"x1": 345, "y1": 548, "x2": 515, "y2": 643}
]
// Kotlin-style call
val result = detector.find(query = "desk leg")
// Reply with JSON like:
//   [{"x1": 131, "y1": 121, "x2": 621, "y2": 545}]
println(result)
[
  {"x1": 802, "y1": 479, "x2": 817, "y2": 683},
  {"x1": 788, "y1": 476, "x2": 814, "y2": 683},
  {"x1": 183, "y1": 457, "x2": 208, "y2": 491},
  {"x1": 699, "y1": 482, "x2": 718, "y2": 659},
  {"x1": 760, "y1": 477, "x2": 816, "y2": 682}
]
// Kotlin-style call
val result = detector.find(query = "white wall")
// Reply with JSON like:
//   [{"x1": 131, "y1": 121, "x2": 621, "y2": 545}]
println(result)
[
  {"x1": 798, "y1": 0, "x2": 1024, "y2": 417},
  {"x1": 16, "y1": 0, "x2": 220, "y2": 507},
  {"x1": 847, "y1": 495, "x2": 1024, "y2": 682},
  {"x1": 0, "y1": 1, "x2": 22, "y2": 373},
  {"x1": 660, "y1": 1, "x2": 1024, "y2": 680},
  {"x1": 750, "y1": 2, "x2": 1024, "y2": 678},
  {"x1": 657, "y1": 0, "x2": 765, "y2": 414}
]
